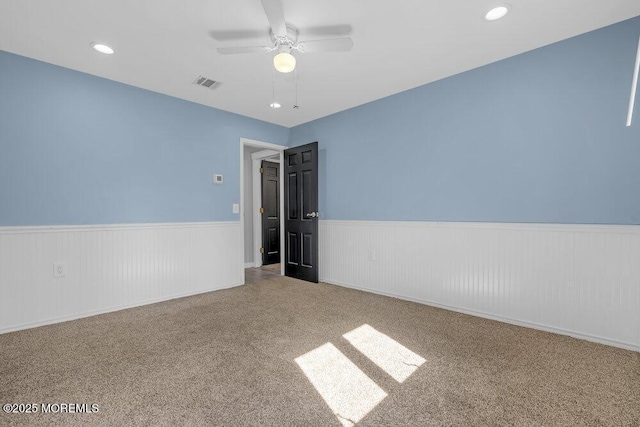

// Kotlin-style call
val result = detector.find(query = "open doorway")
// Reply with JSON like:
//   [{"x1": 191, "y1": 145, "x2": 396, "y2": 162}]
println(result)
[
  {"x1": 258, "y1": 158, "x2": 280, "y2": 266},
  {"x1": 239, "y1": 138, "x2": 286, "y2": 284}
]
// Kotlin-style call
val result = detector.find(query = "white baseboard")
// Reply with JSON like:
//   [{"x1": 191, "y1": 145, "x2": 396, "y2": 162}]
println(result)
[
  {"x1": 0, "y1": 222, "x2": 243, "y2": 333},
  {"x1": 319, "y1": 220, "x2": 640, "y2": 352},
  {"x1": 0, "y1": 282, "x2": 243, "y2": 335},
  {"x1": 322, "y1": 278, "x2": 639, "y2": 353},
  {"x1": 3, "y1": 219, "x2": 638, "y2": 354},
  {"x1": 245, "y1": 262, "x2": 257, "y2": 268}
]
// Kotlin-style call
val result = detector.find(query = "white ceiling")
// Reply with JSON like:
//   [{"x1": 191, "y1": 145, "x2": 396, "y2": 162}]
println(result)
[{"x1": 1, "y1": 0, "x2": 639, "y2": 128}]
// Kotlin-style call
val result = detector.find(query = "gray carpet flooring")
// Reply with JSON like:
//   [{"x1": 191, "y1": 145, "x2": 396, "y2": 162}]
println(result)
[{"x1": 1, "y1": 269, "x2": 638, "y2": 426}]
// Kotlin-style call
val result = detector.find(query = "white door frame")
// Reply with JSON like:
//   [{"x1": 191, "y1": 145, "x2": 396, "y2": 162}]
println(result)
[
  {"x1": 239, "y1": 138, "x2": 286, "y2": 284},
  {"x1": 252, "y1": 151, "x2": 280, "y2": 269}
]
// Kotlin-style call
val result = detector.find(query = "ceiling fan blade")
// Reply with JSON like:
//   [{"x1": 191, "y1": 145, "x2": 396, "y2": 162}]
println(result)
[
  {"x1": 217, "y1": 46, "x2": 270, "y2": 55},
  {"x1": 210, "y1": 30, "x2": 268, "y2": 42},
  {"x1": 302, "y1": 25, "x2": 352, "y2": 39},
  {"x1": 296, "y1": 37, "x2": 353, "y2": 53},
  {"x1": 260, "y1": 0, "x2": 287, "y2": 38}
]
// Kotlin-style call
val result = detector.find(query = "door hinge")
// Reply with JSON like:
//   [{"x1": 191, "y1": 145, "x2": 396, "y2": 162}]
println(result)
[
  {"x1": 259, "y1": 207, "x2": 264, "y2": 214},
  {"x1": 259, "y1": 167, "x2": 264, "y2": 173},
  {"x1": 260, "y1": 247, "x2": 264, "y2": 254}
]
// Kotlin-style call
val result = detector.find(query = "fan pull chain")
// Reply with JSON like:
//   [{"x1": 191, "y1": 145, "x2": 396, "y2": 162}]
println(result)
[
  {"x1": 293, "y1": 67, "x2": 299, "y2": 109},
  {"x1": 272, "y1": 67, "x2": 276, "y2": 107}
]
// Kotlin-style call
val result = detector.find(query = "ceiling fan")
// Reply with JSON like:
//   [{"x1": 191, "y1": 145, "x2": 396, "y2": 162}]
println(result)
[{"x1": 216, "y1": 0, "x2": 353, "y2": 73}]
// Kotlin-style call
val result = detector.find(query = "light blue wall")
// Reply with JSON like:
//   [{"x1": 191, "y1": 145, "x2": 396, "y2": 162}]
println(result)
[
  {"x1": 3, "y1": 16, "x2": 640, "y2": 227},
  {"x1": 0, "y1": 51, "x2": 288, "y2": 226},
  {"x1": 290, "y1": 16, "x2": 640, "y2": 225}
]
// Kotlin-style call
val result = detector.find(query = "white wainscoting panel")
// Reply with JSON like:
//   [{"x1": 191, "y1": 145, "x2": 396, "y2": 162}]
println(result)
[
  {"x1": 319, "y1": 221, "x2": 640, "y2": 351},
  {"x1": 0, "y1": 222, "x2": 242, "y2": 333}
]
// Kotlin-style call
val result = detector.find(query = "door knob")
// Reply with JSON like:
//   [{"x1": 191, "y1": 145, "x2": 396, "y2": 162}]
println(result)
[{"x1": 306, "y1": 212, "x2": 318, "y2": 218}]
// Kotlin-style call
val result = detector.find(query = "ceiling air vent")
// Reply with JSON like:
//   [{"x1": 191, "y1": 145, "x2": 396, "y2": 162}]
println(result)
[{"x1": 193, "y1": 75, "x2": 222, "y2": 91}]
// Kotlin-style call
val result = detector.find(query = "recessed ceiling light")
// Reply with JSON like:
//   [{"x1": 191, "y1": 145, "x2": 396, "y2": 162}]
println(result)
[
  {"x1": 484, "y1": 4, "x2": 511, "y2": 21},
  {"x1": 91, "y1": 43, "x2": 114, "y2": 55},
  {"x1": 270, "y1": 102, "x2": 281, "y2": 109}
]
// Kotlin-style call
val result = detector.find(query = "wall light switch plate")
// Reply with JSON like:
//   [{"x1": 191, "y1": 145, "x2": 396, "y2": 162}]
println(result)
[
  {"x1": 232, "y1": 204, "x2": 239, "y2": 214},
  {"x1": 53, "y1": 262, "x2": 67, "y2": 278},
  {"x1": 213, "y1": 174, "x2": 223, "y2": 184}
]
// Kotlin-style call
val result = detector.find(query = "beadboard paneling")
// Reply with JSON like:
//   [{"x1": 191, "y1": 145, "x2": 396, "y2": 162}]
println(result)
[
  {"x1": 0, "y1": 222, "x2": 242, "y2": 333},
  {"x1": 319, "y1": 221, "x2": 640, "y2": 351}
]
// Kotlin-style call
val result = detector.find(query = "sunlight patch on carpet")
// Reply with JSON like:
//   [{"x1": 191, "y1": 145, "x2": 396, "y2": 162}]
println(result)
[
  {"x1": 295, "y1": 342, "x2": 387, "y2": 427},
  {"x1": 343, "y1": 324, "x2": 426, "y2": 383}
]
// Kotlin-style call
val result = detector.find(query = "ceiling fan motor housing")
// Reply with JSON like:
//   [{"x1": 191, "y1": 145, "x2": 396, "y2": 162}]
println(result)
[{"x1": 271, "y1": 25, "x2": 298, "y2": 47}]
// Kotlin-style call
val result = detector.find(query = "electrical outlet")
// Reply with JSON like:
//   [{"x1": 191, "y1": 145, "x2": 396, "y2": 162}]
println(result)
[
  {"x1": 232, "y1": 203, "x2": 239, "y2": 214},
  {"x1": 53, "y1": 262, "x2": 67, "y2": 278},
  {"x1": 367, "y1": 250, "x2": 376, "y2": 261}
]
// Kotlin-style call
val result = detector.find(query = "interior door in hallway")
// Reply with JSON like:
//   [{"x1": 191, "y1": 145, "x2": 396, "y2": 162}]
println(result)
[
  {"x1": 261, "y1": 160, "x2": 280, "y2": 265},
  {"x1": 284, "y1": 142, "x2": 318, "y2": 283}
]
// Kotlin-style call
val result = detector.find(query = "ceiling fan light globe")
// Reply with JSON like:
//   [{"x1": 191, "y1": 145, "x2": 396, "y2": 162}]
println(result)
[{"x1": 274, "y1": 52, "x2": 296, "y2": 73}]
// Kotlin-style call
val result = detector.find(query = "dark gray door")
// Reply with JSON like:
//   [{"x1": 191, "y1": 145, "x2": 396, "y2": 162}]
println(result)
[
  {"x1": 284, "y1": 142, "x2": 318, "y2": 283},
  {"x1": 261, "y1": 160, "x2": 280, "y2": 265}
]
